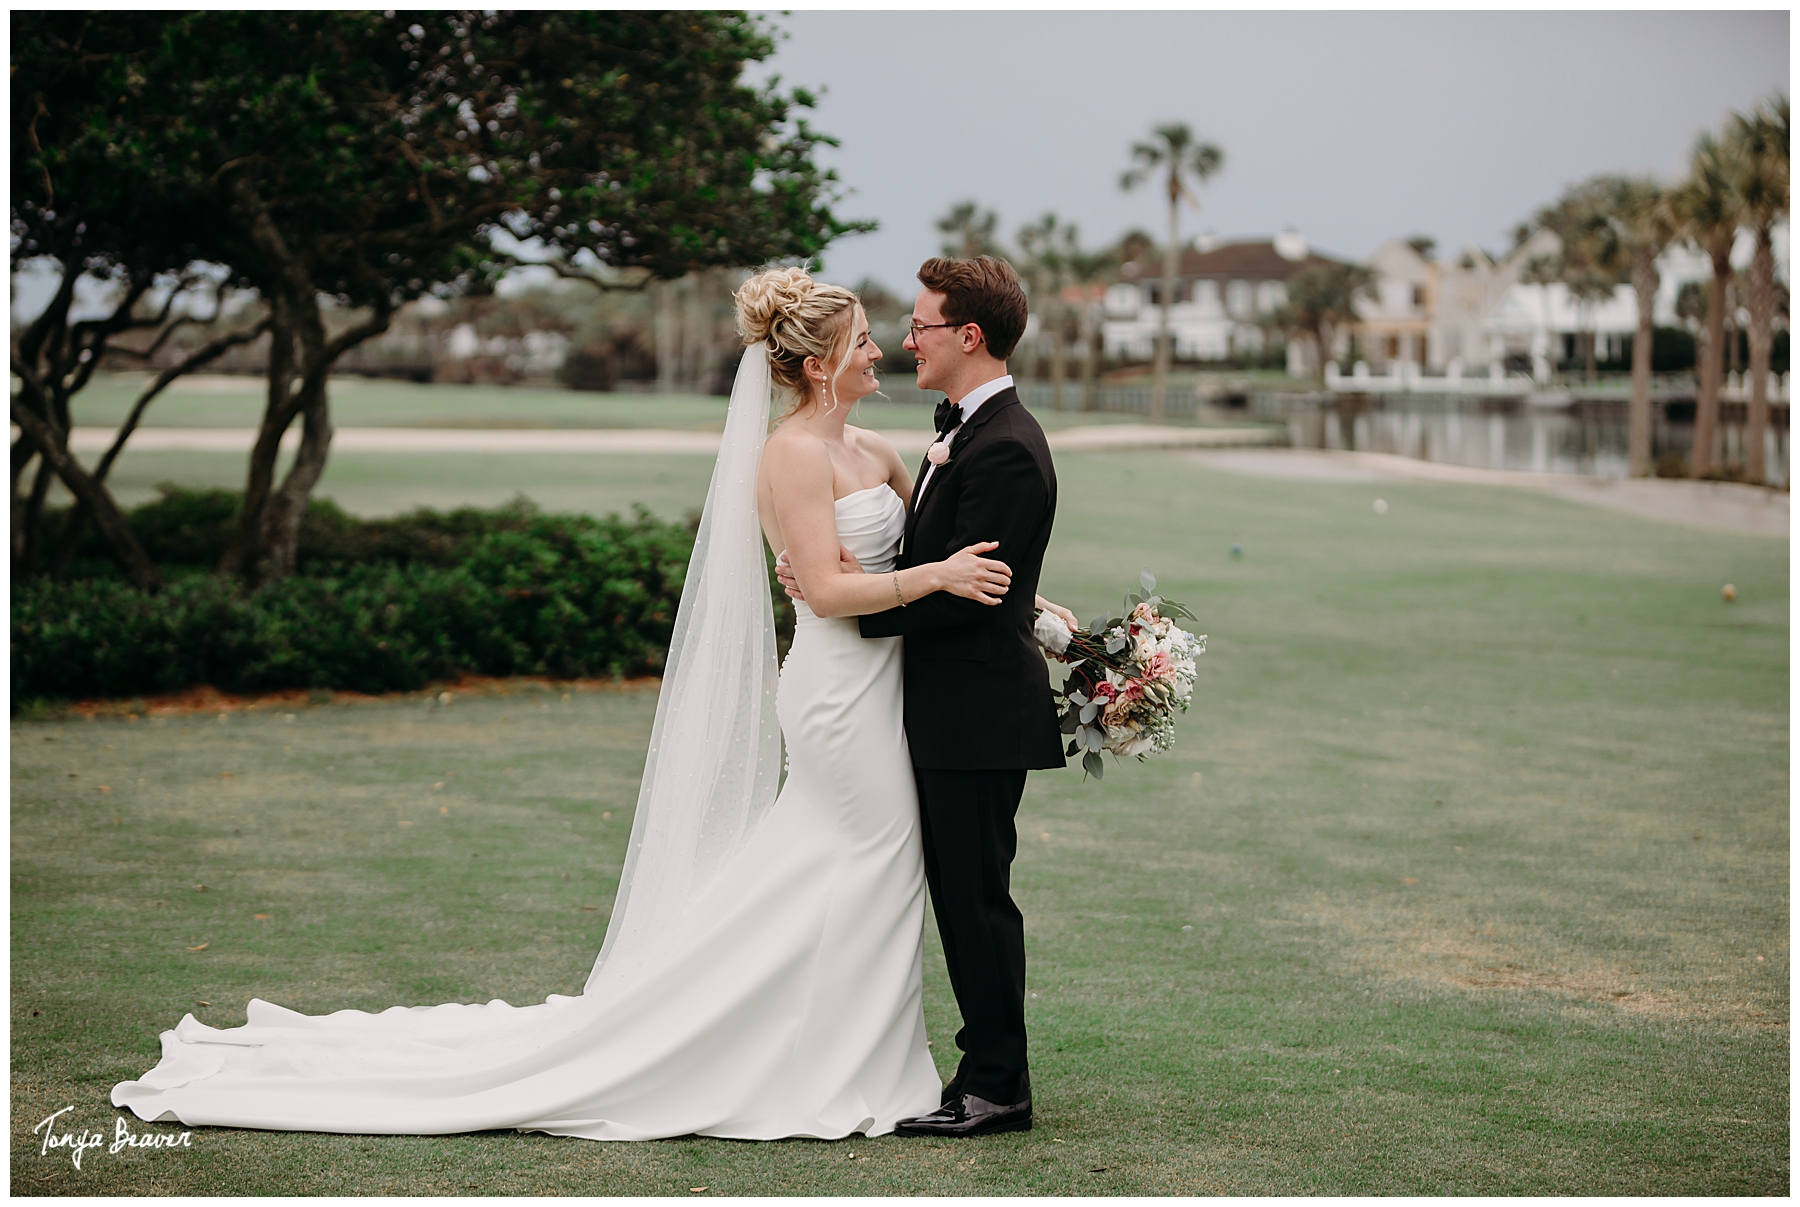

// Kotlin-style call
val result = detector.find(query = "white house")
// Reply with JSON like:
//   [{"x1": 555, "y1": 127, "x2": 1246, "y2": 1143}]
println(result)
[
  {"x1": 1354, "y1": 239, "x2": 1435, "y2": 371},
  {"x1": 1405, "y1": 225, "x2": 1788, "y2": 382},
  {"x1": 1102, "y1": 230, "x2": 1343, "y2": 371}
]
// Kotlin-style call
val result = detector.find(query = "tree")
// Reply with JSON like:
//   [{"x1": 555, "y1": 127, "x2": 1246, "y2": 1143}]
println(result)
[
  {"x1": 1121, "y1": 122, "x2": 1224, "y2": 423},
  {"x1": 1115, "y1": 228, "x2": 1158, "y2": 269},
  {"x1": 851, "y1": 278, "x2": 905, "y2": 322},
  {"x1": 1065, "y1": 242, "x2": 1118, "y2": 413},
  {"x1": 935, "y1": 201, "x2": 1003, "y2": 260},
  {"x1": 1675, "y1": 280, "x2": 1709, "y2": 334},
  {"x1": 1524, "y1": 182, "x2": 1630, "y2": 382},
  {"x1": 1270, "y1": 262, "x2": 1376, "y2": 378},
  {"x1": 1725, "y1": 93, "x2": 1788, "y2": 485},
  {"x1": 17, "y1": 11, "x2": 864, "y2": 587},
  {"x1": 10, "y1": 14, "x2": 278, "y2": 590},
  {"x1": 1595, "y1": 176, "x2": 1679, "y2": 477},
  {"x1": 1018, "y1": 213, "x2": 1081, "y2": 409},
  {"x1": 1670, "y1": 129, "x2": 1743, "y2": 479}
]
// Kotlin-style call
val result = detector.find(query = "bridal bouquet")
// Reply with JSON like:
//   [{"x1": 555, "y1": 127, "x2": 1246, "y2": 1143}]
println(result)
[{"x1": 1033, "y1": 568, "x2": 1204, "y2": 781}]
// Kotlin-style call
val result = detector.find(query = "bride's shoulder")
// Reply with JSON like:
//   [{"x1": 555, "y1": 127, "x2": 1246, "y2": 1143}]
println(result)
[
  {"x1": 845, "y1": 424, "x2": 900, "y2": 458},
  {"x1": 761, "y1": 424, "x2": 833, "y2": 480}
]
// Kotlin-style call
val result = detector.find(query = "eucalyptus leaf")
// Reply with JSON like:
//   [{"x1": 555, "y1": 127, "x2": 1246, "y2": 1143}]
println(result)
[
  {"x1": 1088, "y1": 614, "x2": 1109, "y2": 635},
  {"x1": 1104, "y1": 635, "x2": 1126, "y2": 655},
  {"x1": 1059, "y1": 711, "x2": 1079, "y2": 734},
  {"x1": 1139, "y1": 567, "x2": 1156, "y2": 595},
  {"x1": 1068, "y1": 689, "x2": 1089, "y2": 706},
  {"x1": 1079, "y1": 701, "x2": 1099, "y2": 724},
  {"x1": 1083, "y1": 751, "x2": 1105, "y2": 781}
]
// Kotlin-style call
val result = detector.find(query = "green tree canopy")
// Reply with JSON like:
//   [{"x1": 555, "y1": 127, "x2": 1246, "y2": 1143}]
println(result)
[
  {"x1": 13, "y1": 11, "x2": 866, "y2": 585},
  {"x1": 935, "y1": 201, "x2": 1003, "y2": 260}
]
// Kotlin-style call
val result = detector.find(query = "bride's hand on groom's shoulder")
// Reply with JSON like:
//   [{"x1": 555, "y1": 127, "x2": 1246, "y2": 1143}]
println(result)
[{"x1": 775, "y1": 544, "x2": 863, "y2": 603}]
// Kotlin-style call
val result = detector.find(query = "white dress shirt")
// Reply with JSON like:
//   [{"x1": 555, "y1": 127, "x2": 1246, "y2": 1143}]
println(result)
[{"x1": 915, "y1": 374, "x2": 1014, "y2": 503}]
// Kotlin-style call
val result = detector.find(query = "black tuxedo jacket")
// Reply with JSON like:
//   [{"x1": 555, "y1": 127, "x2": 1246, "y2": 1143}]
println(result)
[{"x1": 860, "y1": 387, "x2": 1065, "y2": 771}]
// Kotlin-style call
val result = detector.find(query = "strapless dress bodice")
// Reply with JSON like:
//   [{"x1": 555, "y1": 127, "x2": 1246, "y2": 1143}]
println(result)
[
  {"x1": 793, "y1": 484, "x2": 905, "y2": 625},
  {"x1": 832, "y1": 483, "x2": 905, "y2": 574}
]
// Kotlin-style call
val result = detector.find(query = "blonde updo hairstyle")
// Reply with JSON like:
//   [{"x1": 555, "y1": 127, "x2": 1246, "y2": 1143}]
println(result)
[{"x1": 734, "y1": 267, "x2": 862, "y2": 414}]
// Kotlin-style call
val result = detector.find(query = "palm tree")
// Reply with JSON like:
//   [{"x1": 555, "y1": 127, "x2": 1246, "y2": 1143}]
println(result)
[
  {"x1": 1065, "y1": 242, "x2": 1117, "y2": 412},
  {"x1": 1274, "y1": 261, "x2": 1376, "y2": 377},
  {"x1": 1517, "y1": 249, "x2": 1564, "y2": 381},
  {"x1": 1725, "y1": 93, "x2": 1789, "y2": 484},
  {"x1": 1121, "y1": 122, "x2": 1224, "y2": 424},
  {"x1": 1016, "y1": 213, "x2": 1064, "y2": 406},
  {"x1": 1670, "y1": 130, "x2": 1743, "y2": 479},
  {"x1": 1675, "y1": 280, "x2": 1709, "y2": 334},
  {"x1": 935, "y1": 200, "x2": 1002, "y2": 260},
  {"x1": 1597, "y1": 176, "x2": 1679, "y2": 477},
  {"x1": 1526, "y1": 182, "x2": 1629, "y2": 383}
]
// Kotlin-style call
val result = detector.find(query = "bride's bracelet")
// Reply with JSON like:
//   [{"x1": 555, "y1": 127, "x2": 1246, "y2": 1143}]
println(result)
[{"x1": 893, "y1": 571, "x2": 906, "y2": 608}]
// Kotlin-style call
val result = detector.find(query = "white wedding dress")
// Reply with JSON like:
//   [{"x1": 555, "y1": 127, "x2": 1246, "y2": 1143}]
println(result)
[{"x1": 111, "y1": 349, "x2": 942, "y2": 1141}]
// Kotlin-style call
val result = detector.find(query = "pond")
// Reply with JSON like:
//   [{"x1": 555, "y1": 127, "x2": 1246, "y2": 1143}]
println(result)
[{"x1": 1255, "y1": 392, "x2": 1789, "y2": 488}]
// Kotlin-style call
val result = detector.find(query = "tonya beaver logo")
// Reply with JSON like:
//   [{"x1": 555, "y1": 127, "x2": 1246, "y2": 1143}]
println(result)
[{"x1": 33, "y1": 1106, "x2": 193, "y2": 1169}]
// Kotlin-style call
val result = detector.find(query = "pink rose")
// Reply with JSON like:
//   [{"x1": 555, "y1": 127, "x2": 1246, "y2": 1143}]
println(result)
[{"x1": 926, "y1": 440, "x2": 951, "y2": 466}]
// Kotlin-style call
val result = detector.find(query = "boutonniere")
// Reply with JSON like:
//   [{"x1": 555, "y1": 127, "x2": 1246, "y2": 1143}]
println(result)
[{"x1": 926, "y1": 437, "x2": 951, "y2": 466}]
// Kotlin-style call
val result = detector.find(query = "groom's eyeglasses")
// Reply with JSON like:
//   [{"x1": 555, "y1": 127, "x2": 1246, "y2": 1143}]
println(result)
[{"x1": 904, "y1": 320, "x2": 968, "y2": 339}]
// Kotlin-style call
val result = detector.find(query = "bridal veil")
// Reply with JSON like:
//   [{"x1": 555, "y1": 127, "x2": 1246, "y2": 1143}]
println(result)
[{"x1": 589, "y1": 343, "x2": 780, "y2": 991}]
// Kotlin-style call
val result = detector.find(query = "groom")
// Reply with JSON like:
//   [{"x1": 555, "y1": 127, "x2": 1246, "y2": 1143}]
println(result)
[{"x1": 860, "y1": 256, "x2": 1068, "y2": 1137}]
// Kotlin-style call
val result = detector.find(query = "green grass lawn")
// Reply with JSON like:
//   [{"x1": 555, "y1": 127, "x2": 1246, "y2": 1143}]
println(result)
[
  {"x1": 72, "y1": 375, "x2": 735, "y2": 431},
  {"x1": 61, "y1": 417, "x2": 1183, "y2": 523},
  {"x1": 12, "y1": 452, "x2": 1787, "y2": 1194},
  {"x1": 61, "y1": 374, "x2": 1162, "y2": 516},
  {"x1": 80, "y1": 448, "x2": 724, "y2": 521},
  {"x1": 70, "y1": 373, "x2": 1158, "y2": 434}
]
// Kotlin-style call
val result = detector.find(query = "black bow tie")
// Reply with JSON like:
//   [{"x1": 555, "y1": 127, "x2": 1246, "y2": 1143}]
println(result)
[{"x1": 933, "y1": 399, "x2": 959, "y2": 434}]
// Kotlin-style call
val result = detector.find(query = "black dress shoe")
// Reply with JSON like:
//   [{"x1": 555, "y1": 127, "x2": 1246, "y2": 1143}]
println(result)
[
  {"x1": 894, "y1": 1092, "x2": 1032, "y2": 1138},
  {"x1": 939, "y1": 1076, "x2": 964, "y2": 1107}
]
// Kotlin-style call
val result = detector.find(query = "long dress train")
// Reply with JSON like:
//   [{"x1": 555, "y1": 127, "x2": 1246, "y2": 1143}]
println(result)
[{"x1": 110, "y1": 484, "x2": 940, "y2": 1140}]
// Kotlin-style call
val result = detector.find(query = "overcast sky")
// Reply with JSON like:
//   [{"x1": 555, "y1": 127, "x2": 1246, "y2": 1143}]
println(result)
[{"x1": 747, "y1": 10, "x2": 1788, "y2": 296}]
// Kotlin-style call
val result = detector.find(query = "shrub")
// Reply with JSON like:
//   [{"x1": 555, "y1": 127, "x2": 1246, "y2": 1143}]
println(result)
[
  {"x1": 15, "y1": 493, "x2": 700, "y2": 701},
  {"x1": 51, "y1": 485, "x2": 570, "y2": 577}
]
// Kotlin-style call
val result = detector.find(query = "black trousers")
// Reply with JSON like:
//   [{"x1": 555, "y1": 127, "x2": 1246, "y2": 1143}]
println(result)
[{"x1": 912, "y1": 766, "x2": 1029, "y2": 1105}]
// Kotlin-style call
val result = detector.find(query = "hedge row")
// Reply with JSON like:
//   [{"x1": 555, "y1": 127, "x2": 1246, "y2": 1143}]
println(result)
[
  {"x1": 16, "y1": 491, "x2": 712, "y2": 701},
  {"x1": 55, "y1": 485, "x2": 631, "y2": 576}
]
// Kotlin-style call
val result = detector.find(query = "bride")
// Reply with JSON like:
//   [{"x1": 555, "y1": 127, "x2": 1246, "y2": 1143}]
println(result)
[{"x1": 111, "y1": 268, "x2": 1020, "y2": 1141}]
